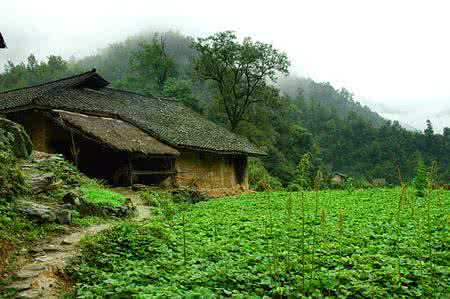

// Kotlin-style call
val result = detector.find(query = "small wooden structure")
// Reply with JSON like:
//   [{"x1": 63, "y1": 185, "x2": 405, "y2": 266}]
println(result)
[
  {"x1": 331, "y1": 172, "x2": 347, "y2": 185},
  {"x1": 371, "y1": 178, "x2": 386, "y2": 187}
]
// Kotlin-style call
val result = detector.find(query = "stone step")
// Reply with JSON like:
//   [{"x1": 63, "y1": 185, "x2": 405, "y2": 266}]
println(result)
[
  {"x1": 42, "y1": 244, "x2": 61, "y2": 252},
  {"x1": 5, "y1": 278, "x2": 32, "y2": 290},
  {"x1": 16, "y1": 270, "x2": 40, "y2": 280},
  {"x1": 21, "y1": 264, "x2": 46, "y2": 272},
  {"x1": 16, "y1": 290, "x2": 43, "y2": 299}
]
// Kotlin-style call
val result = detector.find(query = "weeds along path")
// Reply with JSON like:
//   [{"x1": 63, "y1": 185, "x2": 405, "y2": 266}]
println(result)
[
  {"x1": 112, "y1": 187, "x2": 151, "y2": 222},
  {"x1": 4, "y1": 188, "x2": 150, "y2": 299}
]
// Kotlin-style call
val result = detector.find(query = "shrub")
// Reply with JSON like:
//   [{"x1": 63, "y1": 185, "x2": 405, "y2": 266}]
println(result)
[
  {"x1": 345, "y1": 177, "x2": 354, "y2": 194},
  {"x1": 171, "y1": 187, "x2": 208, "y2": 204},
  {"x1": 288, "y1": 153, "x2": 311, "y2": 191},
  {"x1": 413, "y1": 157, "x2": 427, "y2": 197},
  {"x1": 0, "y1": 129, "x2": 28, "y2": 201},
  {"x1": 36, "y1": 154, "x2": 85, "y2": 186},
  {"x1": 0, "y1": 117, "x2": 32, "y2": 159},
  {"x1": 140, "y1": 190, "x2": 173, "y2": 207},
  {"x1": 248, "y1": 158, "x2": 283, "y2": 191},
  {"x1": 139, "y1": 190, "x2": 178, "y2": 220}
]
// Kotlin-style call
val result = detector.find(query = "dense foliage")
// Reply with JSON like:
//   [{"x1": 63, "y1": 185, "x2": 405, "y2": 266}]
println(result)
[
  {"x1": 1, "y1": 30, "x2": 449, "y2": 185},
  {"x1": 0, "y1": 130, "x2": 27, "y2": 200},
  {"x1": 192, "y1": 31, "x2": 290, "y2": 131},
  {"x1": 71, "y1": 189, "x2": 449, "y2": 297}
]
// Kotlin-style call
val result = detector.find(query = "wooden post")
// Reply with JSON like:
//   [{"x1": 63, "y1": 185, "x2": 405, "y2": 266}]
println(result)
[
  {"x1": 129, "y1": 154, "x2": 133, "y2": 187},
  {"x1": 70, "y1": 130, "x2": 79, "y2": 167},
  {"x1": 170, "y1": 158, "x2": 176, "y2": 187}
]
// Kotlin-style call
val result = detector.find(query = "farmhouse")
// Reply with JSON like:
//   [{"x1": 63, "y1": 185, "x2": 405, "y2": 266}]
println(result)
[
  {"x1": 0, "y1": 70, "x2": 265, "y2": 195},
  {"x1": 331, "y1": 172, "x2": 347, "y2": 185}
]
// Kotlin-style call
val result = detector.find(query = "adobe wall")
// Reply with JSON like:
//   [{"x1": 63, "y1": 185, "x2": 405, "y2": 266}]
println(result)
[
  {"x1": 175, "y1": 150, "x2": 248, "y2": 197},
  {"x1": 7, "y1": 110, "x2": 53, "y2": 153}
]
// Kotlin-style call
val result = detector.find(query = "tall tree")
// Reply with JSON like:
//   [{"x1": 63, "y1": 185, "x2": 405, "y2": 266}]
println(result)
[
  {"x1": 192, "y1": 31, "x2": 290, "y2": 131},
  {"x1": 125, "y1": 35, "x2": 177, "y2": 95},
  {"x1": 424, "y1": 119, "x2": 434, "y2": 136}
]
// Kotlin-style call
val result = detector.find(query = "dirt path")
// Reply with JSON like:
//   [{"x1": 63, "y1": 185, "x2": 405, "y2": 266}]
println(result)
[
  {"x1": 4, "y1": 188, "x2": 150, "y2": 299},
  {"x1": 112, "y1": 187, "x2": 151, "y2": 222}
]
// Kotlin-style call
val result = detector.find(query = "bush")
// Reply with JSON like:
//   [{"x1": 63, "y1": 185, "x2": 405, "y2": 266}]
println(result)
[
  {"x1": 248, "y1": 158, "x2": 283, "y2": 191},
  {"x1": 0, "y1": 129, "x2": 28, "y2": 201},
  {"x1": 287, "y1": 153, "x2": 312, "y2": 191},
  {"x1": 413, "y1": 157, "x2": 427, "y2": 197},
  {"x1": 36, "y1": 154, "x2": 85, "y2": 186},
  {"x1": 139, "y1": 190, "x2": 178, "y2": 220},
  {"x1": 0, "y1": 117, "x2": 32, "y2": 159},
  {"x1": 140, "y1": 190, "x2": 173, "y2": 207},
  {"x1": 171, "y1": 187, "x2": 208, "y2": 204}
]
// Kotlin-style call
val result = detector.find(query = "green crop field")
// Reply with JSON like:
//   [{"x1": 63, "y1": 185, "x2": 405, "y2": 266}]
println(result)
[{"x1": 71, "y1": 189, "x2": 449, "y2": 298}]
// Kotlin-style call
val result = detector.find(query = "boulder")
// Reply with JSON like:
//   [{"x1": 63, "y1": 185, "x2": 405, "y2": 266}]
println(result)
[
  {"x1": 26, "y1": 173, "x2": 54, "y2": 194},
  {"x1": 56, "y1": 209, "x2": 72, "y2": 225},
  {"x1": 16, "y1": 200, "x2": 57, "y2": 222},
  {"x1": 62, "y1": 191, "x2": 81, "y2": 206},
  {"x1": 62, "y1": 191, "x2": 134, "y2": 218},
  {"x1": 0, "y1": 117, "x2": 32, "y2": 159},
  {"x1": 132, "y1": 184, "x2": 147, "y2": 191},
  {"x1": 16, "y1": 200, "x2": 72, "y2": 224}
]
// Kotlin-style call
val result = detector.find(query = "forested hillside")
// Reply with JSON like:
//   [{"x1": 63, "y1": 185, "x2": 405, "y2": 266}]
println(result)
[{"x1": 1, "y1": 30, "x2": 449, "y2": 185}]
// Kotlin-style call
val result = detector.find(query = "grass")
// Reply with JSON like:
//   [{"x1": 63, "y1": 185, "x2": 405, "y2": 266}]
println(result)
[
  {"x1": 71, "y1": 215, "x2": 119, "y2": 227},
  {"x1": 79, "y1": 183, "x2": 126, "y2": 207},
  {"x1": 71, "y1": 188, "x2": 449, "y2": 298}
]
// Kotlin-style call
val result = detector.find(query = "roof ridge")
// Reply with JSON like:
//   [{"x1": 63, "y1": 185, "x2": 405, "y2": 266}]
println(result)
[
  {"x1": 0, "y1": 69, "x2": 97, "y2": 94},
  {"x1": 105, "y1": 87, "x2": 179, "y2": 102}
]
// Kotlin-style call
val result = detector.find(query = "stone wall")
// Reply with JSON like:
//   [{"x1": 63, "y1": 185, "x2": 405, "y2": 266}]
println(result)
[{"x1": 175, "y1": 150, "x2": 248, "y2": 196}]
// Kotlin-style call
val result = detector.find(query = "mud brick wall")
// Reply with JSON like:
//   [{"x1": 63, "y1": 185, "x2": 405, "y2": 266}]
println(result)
[
  {"x1": 175, "y1": 150, "x2": 248, "y2": 192},
  {"x1": 7, "y1": 110, "x2": 54, "y2": 153}
]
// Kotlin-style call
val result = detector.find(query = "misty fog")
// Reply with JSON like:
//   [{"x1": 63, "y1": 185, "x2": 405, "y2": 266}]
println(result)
[{"x1": 1, "y1": 0, "x2": 449, "y2": 131}]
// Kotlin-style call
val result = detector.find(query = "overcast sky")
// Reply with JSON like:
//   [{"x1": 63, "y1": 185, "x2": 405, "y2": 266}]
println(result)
[{"x1": 1, "y1": 0, "x2": 449, "y2": 132}]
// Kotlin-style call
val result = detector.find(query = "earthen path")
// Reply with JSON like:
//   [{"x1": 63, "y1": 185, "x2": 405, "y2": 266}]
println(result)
[{"x1": 4, "y1": 189, "x2": 150, "y2": 299}]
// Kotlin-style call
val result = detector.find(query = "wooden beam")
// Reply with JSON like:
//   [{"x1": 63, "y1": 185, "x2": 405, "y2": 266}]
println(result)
[{"x1": 132, "y1": 170, "x2": 176, "y2": 175}]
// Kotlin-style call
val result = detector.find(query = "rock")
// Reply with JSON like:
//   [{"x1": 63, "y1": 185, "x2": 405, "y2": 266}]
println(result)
[
  {"x1": 17, "y1": 290, "x2": 43, "y2": 299},
  {"x1": 61, "y1": 239, "x2": 73, "y2": 245},
  {"x1": 29, "y1": 247, "x2": 44, "y2": 254},
  {"x1": 53, "y1": 225, "x2": 71, "y2": 233},
  {"x1": 26, "y1": 173, "x2": 54, "y2": 194},
  {"x1": 132, "y1": 184, "x2": 147, "y2": 191},
  {"x1": 31, "y1": 150, "x2": 52, "y2": 161},
  {"x1": 32, "y1": 252, "x2": 45, "y2": 258},
  {"x1": 16, "y1": 270, "x2": 40, "y2": 280},
  {"x1": 16, "y1": 200, "x2": 57, "y2": 222},
  {"x1": 5, "y1": 279, "x2": 32, "y2": 290},
  {"x1": 63, "y1": 191, "x2": 81, "y2": 206},
  {"x1": 34, "y1": 256, "x2": 53, "y2": 262},
  {"x1": 42, "y1": 244, "x2": 60, "y2": 252},
  {"x1": 56, "y1": 209, "x2": 72, "y2": 225},
  {"x1": 0, "y1": 117, "x2": 32, "y2": 159},
  {"x1": 78, "y1": 197, "x2": 135, "y2": 218},
  {"x1": 46, "y1": 180, "x2": 63, "y2": 191},
  {"x1": 22, "y1": 264, "x2": 46, "y2": 271}
]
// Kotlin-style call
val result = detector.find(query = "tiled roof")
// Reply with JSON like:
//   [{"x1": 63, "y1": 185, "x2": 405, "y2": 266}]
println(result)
[{"x1": 0, "y1": 70, "x2": 265, "y2": 156}]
